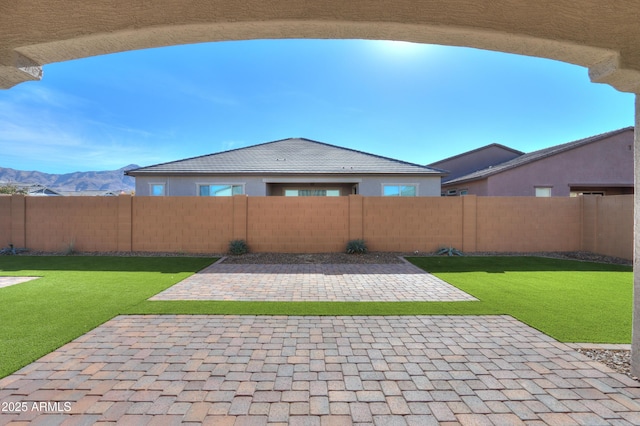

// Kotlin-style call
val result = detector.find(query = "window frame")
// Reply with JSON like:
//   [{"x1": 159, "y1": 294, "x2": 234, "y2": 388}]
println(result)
[
  {"x1": 534, "y1": 186, "x2": 552, "y2": 197},
  {"x1": 197, "y1": 183, "x2": 245, "y2": 197},
  {"x1": 149, "y1": 183, "x2": 166, "y2": 196},
  {"x1": 283, "y1": 188, "x2": 341, "y2": 197},
  {"x1": 382, "y1": 183, "x2": 418, "y2": 197}
]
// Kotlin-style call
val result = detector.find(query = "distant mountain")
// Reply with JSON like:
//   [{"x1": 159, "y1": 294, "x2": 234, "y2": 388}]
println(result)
[{"x1": 0, "y1": 164, "x2": 138, "y2": 193}]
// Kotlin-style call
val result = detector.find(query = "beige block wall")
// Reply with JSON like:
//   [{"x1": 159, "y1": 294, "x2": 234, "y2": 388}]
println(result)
[
  {"x1": 132, "y1": 197, "x2": 234, "y2": 253},
  {"x1": 247, "y1": 197, "x2": 349, "y2": 253},
  {"x1": 582, "y1": 195, "x2": 633, "y2": 260},
  {"x1": 0, "y1": 195, "x2": 13, "y2": 247},
  {"x1": 581, "y1": 195, "x2": 598, "y2": 252},
  {"x1": 476, "y1": 197, "x2": 583, "y2": 252},
  {"x1": 363, "y1": 197, "x2": 463, "y2": 252},
  {"x1": 25, "y1": 196, "x2": 119, "y2": 252},
  {"x1": 0, "y1": 194, "x2": 633, "y2": 259},
  {"x1": 0, "y1": 196, "x2": 12, "y2": 246}
]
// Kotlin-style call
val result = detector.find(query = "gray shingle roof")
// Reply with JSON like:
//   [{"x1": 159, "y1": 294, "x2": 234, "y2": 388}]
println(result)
[
  {"x1": 126, "y1": 138, "x2": 446, "y2": 176},
  {"x1": 428, "y1": 143, "x2": 524, "y2": 168},
  {"x1": 443, "y1": 127, "x2": 634, "y2": 185}
]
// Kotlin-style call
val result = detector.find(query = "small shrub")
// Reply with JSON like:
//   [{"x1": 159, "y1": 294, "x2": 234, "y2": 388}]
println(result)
[
  {"x1": 346, "y1": 239, "x2": 368, "y2": 254},
  {"x1": 0, "y1": 184, "x2": 27, "y2": 195},
  {"x1": 64, "y1": 240, "x2": 77, "y2": 256},
  {"x1": 0, "y1": 244, "x2": 16, "y2": 255},
  {"x1": 228, "y1": 239, "x2": 248, "y2": 255},
  {"x1": 435, "y1": 246, "x2": 464, "y2": 256}
]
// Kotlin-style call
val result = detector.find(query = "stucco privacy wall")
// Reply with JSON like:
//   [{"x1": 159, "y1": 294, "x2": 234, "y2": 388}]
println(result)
[
  {"x1": 476, "y1": 197, "x2": 582, "y2": 252},
  {"x1": 131, "y1": 197, "x2": 235, "y2": 253},
  {"x1": 247, "y1": 197, "x2": 349, "y2": 252},
  {"x1": 25, "y1": 196, "x2": 120, "y2": 252},
  {"x1": 0, "y1": 196, "x2": 12, "y2": 247},
  {"x1": 0, "y1": 194, "x2": 632, "y2": 259},
  {"x1": 363, "y1": 197, "x2": 463, "y2": 252},
  {"x1": 582, "y1": 195, "x2": 634, "y2": 260}
]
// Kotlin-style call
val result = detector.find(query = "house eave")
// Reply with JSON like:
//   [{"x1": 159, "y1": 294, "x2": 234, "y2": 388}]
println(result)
[
  {"x1": 442, "y1": 175, "x2": 487, "y2": 186},
  {"x1": 126, "y1": 170, "x2": 446, "y2": 177},
  {"x1": 568, "y1": 182, "x2": 634, "y2": 188}
]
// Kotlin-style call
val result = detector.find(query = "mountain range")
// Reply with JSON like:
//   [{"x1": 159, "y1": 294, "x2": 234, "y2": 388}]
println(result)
[{"x1": 0, "y1": 165, "x2": 138, "y2": 193}]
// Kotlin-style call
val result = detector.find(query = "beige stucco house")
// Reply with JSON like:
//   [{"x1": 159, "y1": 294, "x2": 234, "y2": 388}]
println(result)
[{"x1": 126, "y1": 138, "x2": 446, "y2": 197}]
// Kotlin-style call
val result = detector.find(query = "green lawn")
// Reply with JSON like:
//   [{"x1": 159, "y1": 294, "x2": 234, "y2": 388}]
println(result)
[
  {"x1": 407, "y1": 256, "x2": 633, "y2": 344},
  {"x1": 0, "y1": 256, "x2": 216, "y2": 378},
  {"x1": 0, "y1": 255, "x2": 633, "y2": 379}
]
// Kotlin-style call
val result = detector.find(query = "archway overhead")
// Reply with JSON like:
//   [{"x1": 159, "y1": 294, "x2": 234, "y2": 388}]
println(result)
[{"x1": 2, "y1": 0, "x2": 640, "y2": 92}]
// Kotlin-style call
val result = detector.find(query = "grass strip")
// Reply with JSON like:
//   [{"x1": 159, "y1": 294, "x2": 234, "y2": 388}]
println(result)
[{"x1": 125, "y1": 300, "x2": 493, "y2": 316}]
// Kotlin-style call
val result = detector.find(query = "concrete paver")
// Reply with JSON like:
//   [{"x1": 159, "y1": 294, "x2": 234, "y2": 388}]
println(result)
[
  {"x1": 150, "y1": 261, "x2": 477, "y2": 302},
  {"x1": 0, "y1": 277, "x2": 39, "y2": 289},
  {"x1": 1, "y1": 315, "x2": 639, "y2": 425}
]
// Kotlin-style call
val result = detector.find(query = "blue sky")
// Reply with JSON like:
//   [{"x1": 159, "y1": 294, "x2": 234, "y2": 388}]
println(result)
[{"x1": 0, "y1": 39, "x2": 634, "y2": 174}]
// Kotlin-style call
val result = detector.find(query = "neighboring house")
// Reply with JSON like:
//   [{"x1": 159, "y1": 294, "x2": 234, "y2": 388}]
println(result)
[
  {"x1": 428, "y1": 127, "x2": 634, "y2": 197},
  {"x1": 58, "y1": 190, "x2": 126, "y2": 196},
  {"x1": 0, "y1": 182, "x2": 62, "y2": 196},
  {"x1": 428, "y1": 143, "x2": 524, "y2": 183},
  {"x1": 126, "y1": 138, "x2": 446, "y2": 197}
]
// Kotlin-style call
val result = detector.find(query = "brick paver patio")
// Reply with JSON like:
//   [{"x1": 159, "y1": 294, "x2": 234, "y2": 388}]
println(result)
[
  {"x1": 2, "y1": 315, "x2": 640, "y2": 425},
  {"x1": 150, "y1": 260, "x2": 477, "y2": 302},
  {"x1": 2, "y1": 261, "x2": 639, "y2": 425}
]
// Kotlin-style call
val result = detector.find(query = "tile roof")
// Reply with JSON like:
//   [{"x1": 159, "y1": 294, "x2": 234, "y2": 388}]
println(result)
[
  {"x1": 126, "y1": 138, "x2": 446, "y2": 176},
  {"x1": 443, "y1": 127, "x2": 634, "y2": 185},
  {"x1": 428, "y1": 143, "x2": 524, "y2": 167}
]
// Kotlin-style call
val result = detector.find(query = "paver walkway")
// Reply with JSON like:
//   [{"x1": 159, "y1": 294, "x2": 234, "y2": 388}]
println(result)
[
  {"x1": 0, "y1": 276, "x2": 39, "y2": 289},
  {"x1": 151, "y1": 260, "x2": 477, "y2": 302},
  {"x1": 1, "y1": 315, "x2": 640, "y2": 425}
]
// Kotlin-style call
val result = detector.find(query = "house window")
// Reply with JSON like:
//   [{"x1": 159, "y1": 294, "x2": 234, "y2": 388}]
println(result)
[
  {"x1": 535, "y1": 186, "x2": 552, "y2": 197},
  {"x1": 571, "y1": 191, "x2": 605, "y2": 197},
  {"x1": 459, "y1": 189, "x2": 469, "y2": 196},
  {"x1": 199, "y1": 184, "x2": 244, "y2": 196},
  {"x1": 150, "y1": 183, "x2": 165, "y2": 196},
  {"x1": 383, "y1": 184, "x2": 417, "y2": 197},
  {"x1": 284, "y1": 189, "x2": 340, "y2": 196}
]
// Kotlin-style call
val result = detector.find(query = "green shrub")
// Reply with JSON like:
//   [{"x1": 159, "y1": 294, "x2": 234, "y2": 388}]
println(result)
[
  {"x1": 435, "y1": 246, "x2": 464, "y2": 256},
  {"x1": 64, "y1": 240, "x2": 76, "y2": 256},
  {"x1": 346, "y1": 239, "x2": 367, "y2": 254},
  {"x1": 228, "y1": 239, "x2": 248, "y2": 255}
]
